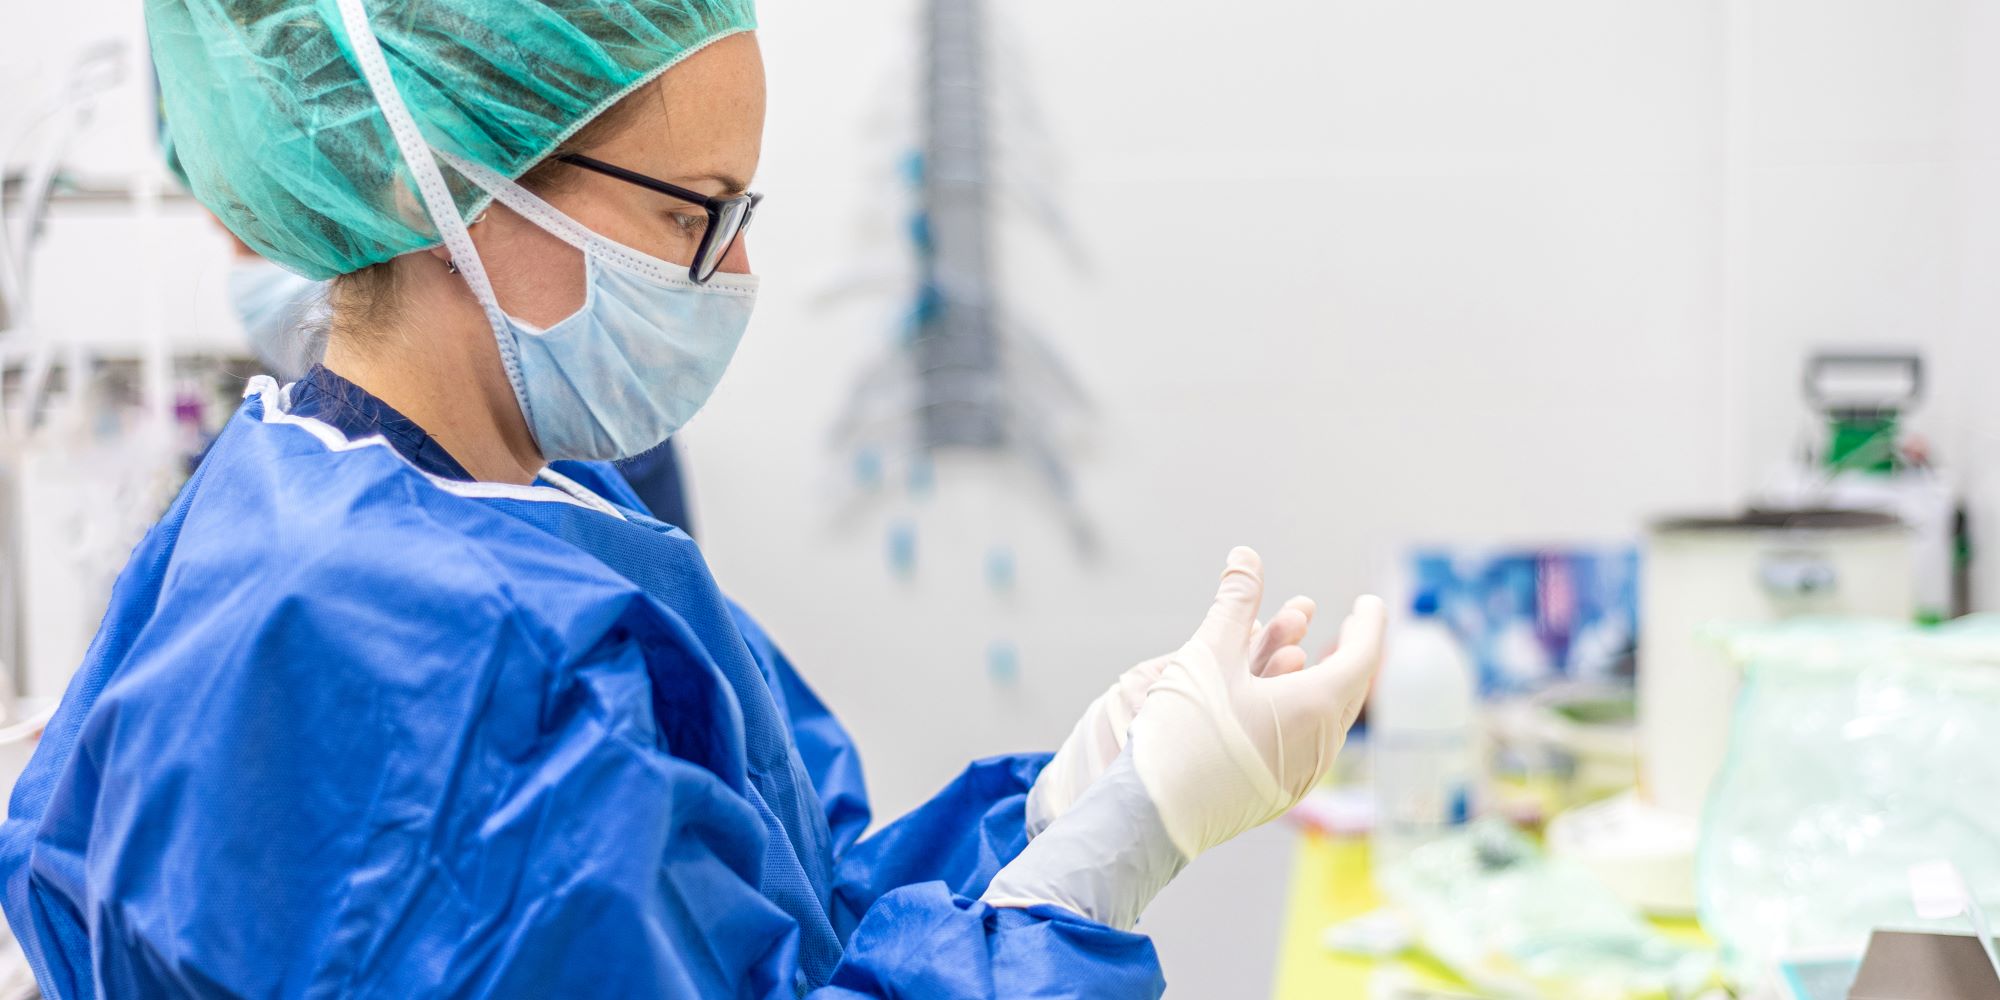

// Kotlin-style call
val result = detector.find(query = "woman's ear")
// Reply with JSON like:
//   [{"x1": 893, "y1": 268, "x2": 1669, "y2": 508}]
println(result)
[{"x1": 427, "y1": 212, "x2": 488, "y2": 267}]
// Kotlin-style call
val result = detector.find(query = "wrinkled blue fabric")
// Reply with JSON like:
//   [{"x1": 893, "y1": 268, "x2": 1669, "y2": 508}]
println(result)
[
  {"x1": 613, "y1": 441, "x2": 695, "y2": 537},
  {"x1": 0, "y1": 382, "x2": 1164, "y2": 999}
]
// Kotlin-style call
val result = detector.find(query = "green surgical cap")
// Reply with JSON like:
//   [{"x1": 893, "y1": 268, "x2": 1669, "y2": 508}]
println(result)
[{"x1": 149, "y1": 0, "x2": 757, "y2": 279}]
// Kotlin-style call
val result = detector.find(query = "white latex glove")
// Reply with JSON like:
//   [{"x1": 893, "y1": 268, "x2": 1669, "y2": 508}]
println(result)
[
  {"x1": 1130, "y1": 547, "x2": 1385, "y2": 859},
  {"x1": 985, "y1": 548, "x2": 1384, "y2": 928},
  {"x1": 1023, "y1": 594, "x2": 1319, "y2": 838}
]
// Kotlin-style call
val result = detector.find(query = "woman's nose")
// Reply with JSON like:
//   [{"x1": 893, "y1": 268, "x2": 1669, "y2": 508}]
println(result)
[{"x1": 715, "y1": 233, "x2": 752, "y2": 276}]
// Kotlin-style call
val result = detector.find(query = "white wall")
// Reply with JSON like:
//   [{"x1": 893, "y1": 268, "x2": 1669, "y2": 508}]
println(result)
[{"x1": 7, "y1": 1, "x2": 2000, "y2": 996}]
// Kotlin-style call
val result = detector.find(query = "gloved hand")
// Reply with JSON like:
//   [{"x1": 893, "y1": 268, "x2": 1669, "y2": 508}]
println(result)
[
  {"x1": 1130, "y1": 547, "x2": 1384, "y2": 857},
  {"x1": 1023, "y1": 594, "x2": 1320, "y2": 838},
  {"x1": 985, "y1": 548, "x2": 1385, "y2": 929}
]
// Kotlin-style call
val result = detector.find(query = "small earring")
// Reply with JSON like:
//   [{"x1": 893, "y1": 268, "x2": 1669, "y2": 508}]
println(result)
[{"x1": 445, "y1": 258, "x2": 460, "y2": 274}]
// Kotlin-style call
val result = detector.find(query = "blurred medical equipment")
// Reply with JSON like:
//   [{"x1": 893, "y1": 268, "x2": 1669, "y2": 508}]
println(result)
[
  {"x1": 1487, "y1": 683, "x2": 1638, "y2": 816},
  {"x1": 0, "y1": 39, "x2": 239, "y2": 718},
  {"x1": 1, "y1": 40, "x2": 127, "y2": 428},
  {"x1": 1375, "y1": 819, "x2": 1716, "y2": 999},
  {"x1": 4, "y1": 53, "x2": 102, "y2": 313},
  {"x1": 1846, "y1": 931, "x2": 2000, "y2": 1000},
  {"x1": 1547, "y1": 509, "x2": 1915, "y2": 917},
  {"x1": 1407, "y1": 546, "x2": 1640, "y2": 697},
  {"x1": 1909, "y1": 861, "x2": 2000, "y2": 984},
  {"x1": 1642, "y1": 510, "x2": 1912, "y2": 815},
  {"x1": 1696, "y1": 619, "x2": 2000, "y2": 988},
  {"x1": 0, "y1": 42, "x2": 123, "y2": 335},
  {"x1": 826, "y1": 0, "x2": 1096, "y2": 578},
  {"x1": 1401, "y1": 546, "x2": 1638, "y2": 830},
  {"x1": 1370, "y1": 593, "x2": 1480, "y2": 872},
  {"x1": 1364, "y1": 969, "x2": 1490, "y2": 1000},
  {"x1": 1761, "y1": 352, "x2": 1966, "y2": 622},
  {"x1": 1772, "y1": 955, "x2": 1867, "y2": 1000}
]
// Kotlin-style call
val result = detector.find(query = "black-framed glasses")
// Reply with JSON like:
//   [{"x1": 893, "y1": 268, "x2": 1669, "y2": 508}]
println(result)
[{"x1": 557, "y1": 153, "x2": 762, "y2": 284}]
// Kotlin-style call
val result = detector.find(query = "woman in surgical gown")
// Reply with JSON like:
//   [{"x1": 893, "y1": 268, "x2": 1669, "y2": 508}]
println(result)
[{"x1": 0, "y1": 2, "x2": 1384, "y2": 997}]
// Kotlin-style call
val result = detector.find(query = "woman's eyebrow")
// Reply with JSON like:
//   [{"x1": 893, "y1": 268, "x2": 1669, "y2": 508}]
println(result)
[{"x1": 677, "y1": 172, "x2": 751, "y2": 197}]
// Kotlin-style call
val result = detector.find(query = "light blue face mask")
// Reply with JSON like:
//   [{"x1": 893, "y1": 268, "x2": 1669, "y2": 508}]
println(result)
[
  {"x1": 226, "y1": 258, "x2": 329, "y2": 383},
  {"x1": 439, "y1": 152, "x2": 759, "y2": 463}
]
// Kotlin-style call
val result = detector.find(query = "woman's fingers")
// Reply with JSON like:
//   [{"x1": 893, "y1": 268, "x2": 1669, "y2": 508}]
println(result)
[
  {"x1": 1321, "y1": 597, "x2": 1388, "y2": 728},
  {"x1": 1250, "y1": 596, "x2": 1315, "y2": 676},
  {"x1": 1262, "y1": 645, "x2": 1309, "y2": 678},
  {"x1": 1266, "y1": 595, "x2": 1388, "y2": 721},
  {"x1": 1198, "y1": 547, "x2": 1265, "y2": 650},
  {"x1": 1279, "y1": 595, "x2": 1317, "y2": 628}
]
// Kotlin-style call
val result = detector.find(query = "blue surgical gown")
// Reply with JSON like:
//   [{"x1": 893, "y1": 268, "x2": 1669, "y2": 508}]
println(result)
[{"x1": 0, "y1": 371, "x2": 1163, "y2": 998}]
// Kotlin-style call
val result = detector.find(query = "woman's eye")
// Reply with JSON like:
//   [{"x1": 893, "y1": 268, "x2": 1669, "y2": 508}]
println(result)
[{"x1": 670, "y1": 212, "x2": 708, "y2": 238}]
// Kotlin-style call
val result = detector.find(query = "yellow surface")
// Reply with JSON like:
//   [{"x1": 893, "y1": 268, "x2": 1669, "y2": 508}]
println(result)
[
  {"x1": 1271, "y1": 833, "x2": 1709, "y2": 999},
  {"x1": 1271, "y1": 832, "x2": 1447, "y2": 998}
]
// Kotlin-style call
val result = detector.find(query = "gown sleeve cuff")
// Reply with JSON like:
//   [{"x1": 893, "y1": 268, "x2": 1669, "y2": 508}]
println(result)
[{"x1": 823, "y1": 881, "x2": 1165, "y2": 999}]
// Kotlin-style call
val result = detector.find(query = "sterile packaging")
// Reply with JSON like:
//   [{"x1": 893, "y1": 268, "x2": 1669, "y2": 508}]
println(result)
[
  {"x1": 1376, "y1": 819, "x2": 1716, "y2": 999},
  {"x1": 1698, "y1": 618, "x2": 2000, "y2": 984}
]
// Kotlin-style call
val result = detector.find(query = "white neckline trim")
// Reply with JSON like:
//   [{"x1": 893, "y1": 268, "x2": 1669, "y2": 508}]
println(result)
[{"x1": 244, "y1": 376, "x2": 626, "y2": 520}]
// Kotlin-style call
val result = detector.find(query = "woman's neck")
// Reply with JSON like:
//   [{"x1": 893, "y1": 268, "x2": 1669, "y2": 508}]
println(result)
[{"x1": 321, "y1": 265, "x2": 545, "y2": 485}]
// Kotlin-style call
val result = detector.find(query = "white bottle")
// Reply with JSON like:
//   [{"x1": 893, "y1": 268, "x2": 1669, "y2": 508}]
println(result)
[{"x1": 1370, "y1": 592, "x2": 1479, "y2": 873}]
